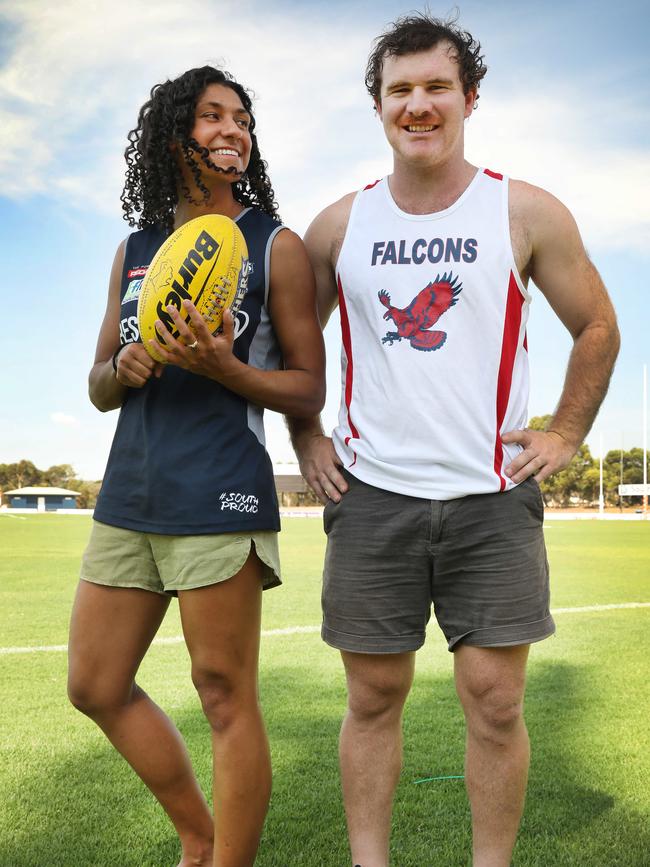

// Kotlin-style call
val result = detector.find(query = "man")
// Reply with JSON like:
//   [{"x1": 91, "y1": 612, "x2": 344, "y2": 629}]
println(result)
[{"x1": 289, "y1": 13, "x2": 619, "y2": 867}]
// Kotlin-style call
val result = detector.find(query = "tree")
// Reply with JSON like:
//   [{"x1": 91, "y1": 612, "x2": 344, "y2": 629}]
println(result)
[
  {"x1": 43, "y1": 464, "x2": 76, "y2": 487},
  {"x1": 622, "y1": 448, "x2": 649, "y2": 484},
  {"x1": 0, "y1": 460, "x2": 41, "y2": 490},
  {"x1": 578, "y1": 465, "x2": 602, "y2": 505},
  {"x1": 526, "y1": 415, "x2": 552, "y2": 433},
  {"x1": 525, "y1": 415, "x2": 602, "y2": 506},
  {"x1": 603, "y1": 449, "x2": 626, "y2": 507},
  {"x1": 542, "y1": 443, "x2": 595, "y2": 506},
  {"x1": 66, "y1": 479, "x2": 102, "y2": 509},
  {"x1": 597, "y1": 447, "x2": 650, "y2": 505}
]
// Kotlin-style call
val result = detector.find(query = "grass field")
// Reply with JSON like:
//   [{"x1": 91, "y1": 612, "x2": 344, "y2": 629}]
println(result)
[{"x1": 1, "y1": 515, "x2": 649, "y2": 866}]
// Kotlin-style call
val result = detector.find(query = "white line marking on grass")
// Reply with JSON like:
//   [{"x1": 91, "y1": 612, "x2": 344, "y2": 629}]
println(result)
[
  {"x1": 550, "y1": 602, "x2": 650, "y2": 614},
  {"x1": 262, "y1": 625, "x2": 321, "y2": 636},
  {"x1": 2, "y1": 607, "x2": 648, "y2": 656},
  {"x1": 1, "y1": 643, "x2": 69, "y2": 654},
  {"x1": 0, "y1": 625, "x2": 322, "y2": 655},
  {"x1": 153, "y1": 625, "x2": 321, "y2": 648}
]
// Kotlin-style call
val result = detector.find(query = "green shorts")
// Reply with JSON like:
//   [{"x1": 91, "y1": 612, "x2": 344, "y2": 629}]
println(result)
[{"x1": 80, "y1": 520, "x2": 281, "y2": 595}]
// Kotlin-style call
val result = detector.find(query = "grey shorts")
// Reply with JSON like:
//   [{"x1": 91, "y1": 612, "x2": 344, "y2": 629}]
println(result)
[{"x1": 322, "y1": 473, "x2": 554, "y2": 653}]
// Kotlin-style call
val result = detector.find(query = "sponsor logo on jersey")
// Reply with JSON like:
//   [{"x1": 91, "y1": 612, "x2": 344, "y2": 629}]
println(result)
[
  {"x1": 378, "y1": 271, "x2": 463, "y2": 352},
  {"x1": 122, "y1": 278, "x2": 143, "y2": 305},
  {"x1": 231, "y1": 258, "x2": 251, "y2": 314},
  {"x1": 371, "y1": 237, "x2": 477, "y2": 266},
  {"x1": 119, "y1": 316, "x2": 140, "y2": 344},
  {"x1": 127, "y1": 267, "x2": 148, "y2": 278},
  {"x1": 219, "y1": 492, "x2": 259, "y2": 513},
  {"x1": 233, "y1": 310, "x2": 249, "y2": 340}
]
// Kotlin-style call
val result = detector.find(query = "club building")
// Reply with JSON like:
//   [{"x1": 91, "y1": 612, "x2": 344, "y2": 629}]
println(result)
[
  {"x1": 273, "y1": 465, "x2": 319, "y2": 508},
  {"x1": 2, "y1": 487, "x2": 80, "y2": 511}
]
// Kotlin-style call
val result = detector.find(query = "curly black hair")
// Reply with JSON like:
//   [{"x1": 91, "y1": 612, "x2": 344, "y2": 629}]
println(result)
[
  {"x1": 121, "y1": 66, "x2": 279, "y2": 232},
  {"x1": 365, "y1": 12, "x2": 487, "y2": 106}
]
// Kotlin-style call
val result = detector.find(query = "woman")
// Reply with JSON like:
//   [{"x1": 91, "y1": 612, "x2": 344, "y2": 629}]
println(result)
[{"x1": 67, "y1": 66, "x2": 325, "y2": 867}]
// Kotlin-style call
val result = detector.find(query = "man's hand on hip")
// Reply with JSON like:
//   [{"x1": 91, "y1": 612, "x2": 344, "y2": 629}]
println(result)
[
  {"x1": 297, "y1": 435, "x2": 349, "y2": 505},
  {"x1": 501, "y1": 428, "x2": 577, "y2": 484}
]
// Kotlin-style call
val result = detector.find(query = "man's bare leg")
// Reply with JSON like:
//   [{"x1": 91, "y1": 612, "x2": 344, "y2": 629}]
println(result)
[
  {"x1": 68, "y1": 581, "x2": 214, "y2": 866},
  {"x1": 454, "y1": 644, "x2": 530, "y2": 867},
  {"x1": 179, "y1": 550, "x2": 270, "y2": 867},
  {"x1": 338, "y1": 651, "x2": 415, "y2": 867}
]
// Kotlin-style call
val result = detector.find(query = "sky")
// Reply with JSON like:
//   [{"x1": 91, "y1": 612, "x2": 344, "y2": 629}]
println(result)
[{"x1": 1, "y1": 0, "x2": 649, "y2": 480}]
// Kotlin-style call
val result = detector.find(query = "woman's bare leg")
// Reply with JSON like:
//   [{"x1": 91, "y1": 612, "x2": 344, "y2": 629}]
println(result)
[
  {"x1": 68, "y1": 581, "x2": 214, "y2": 866},
  {"x1": 178, "y1": 549, "x2": 270, "y2": 867}
]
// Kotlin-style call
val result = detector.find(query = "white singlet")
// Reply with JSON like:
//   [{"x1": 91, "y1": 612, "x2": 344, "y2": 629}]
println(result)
[{"x1": 333, "y1": 168, "x2": 530, "y2": 500}]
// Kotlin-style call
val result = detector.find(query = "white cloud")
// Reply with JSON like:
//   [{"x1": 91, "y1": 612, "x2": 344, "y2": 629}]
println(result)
[
  {"x1": 0, "y1": 0, "x2": 376, "y2": 219},
  {"x1": 0, "y1": 111, "x2": 51, "y2": 196},
  {"x1": 1, "y1": 0, "x2": 647, "y2": 255},
  {"x1": 51, "y1": 411, "x2": 79, "y2": 427},
  {"x1": 465, "y1": 93, "x2": 650, "y2": 253}
]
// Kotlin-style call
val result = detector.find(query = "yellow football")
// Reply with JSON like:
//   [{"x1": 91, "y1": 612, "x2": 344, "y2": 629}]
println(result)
[{"x1": 137, "y1": 214, "x2": 249, "y2": 362}]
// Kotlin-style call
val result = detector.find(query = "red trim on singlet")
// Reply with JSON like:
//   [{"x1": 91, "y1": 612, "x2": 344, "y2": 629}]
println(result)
[
  {"x1": 484, "y1": 168, "x2": 504, "y2": 181},
  {"x1": 523, "y1": 331, "x2": 528, "y2": 352},
  {"x1": 364, "y1": 179, "x2": 381, "y2": 190},
  {"x1": 493, "y1": 271, "x2": 524, "y2": 489},
  {"x1": 337, "y1": 275, "x2": 359, "y2": 466}
]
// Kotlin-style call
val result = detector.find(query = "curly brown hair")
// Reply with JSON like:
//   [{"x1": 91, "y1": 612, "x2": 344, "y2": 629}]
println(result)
[
  {"x1": 365, "y1": 12, "x2": 487, "y2": 106},
  {"x1": 121, "y1": 66, "x2": 279, "y2": 233}
]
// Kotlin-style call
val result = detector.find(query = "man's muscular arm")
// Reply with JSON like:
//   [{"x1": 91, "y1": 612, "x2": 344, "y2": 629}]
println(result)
[
  {"x1": 287, "y1": 194, "x2": 355, "y2": 504},
  {"x1": 503, "y1": 182, "x2": 620, "y2": 483}
]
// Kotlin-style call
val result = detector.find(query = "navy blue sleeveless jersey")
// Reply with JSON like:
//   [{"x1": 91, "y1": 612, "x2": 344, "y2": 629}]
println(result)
[{"x1": 94, "y1": 208, "x2": 285, "y2": 534}]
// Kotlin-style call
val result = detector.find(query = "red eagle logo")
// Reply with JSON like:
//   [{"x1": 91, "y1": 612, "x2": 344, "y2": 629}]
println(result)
[{"x1": 378, "y1": 271, "x2": 462, "y2": 351}]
